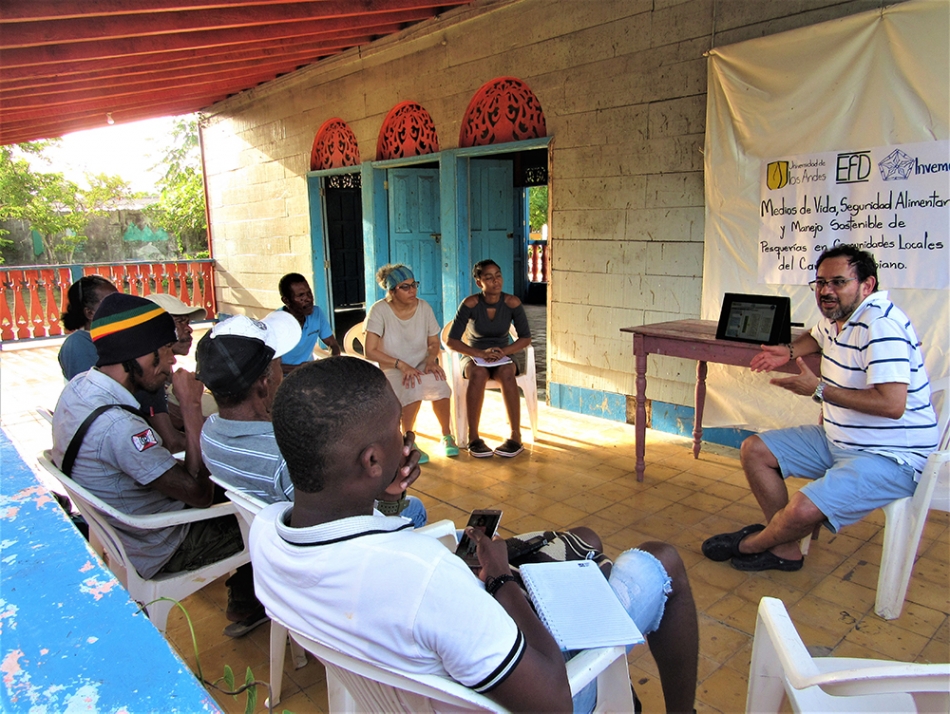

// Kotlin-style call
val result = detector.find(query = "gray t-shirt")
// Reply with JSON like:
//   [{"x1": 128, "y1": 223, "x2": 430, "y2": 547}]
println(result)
[
  {"x1": 200, "y1": 414, "x2": 294, "y2": 504},
  {"x1": 365, "y1": 298, "x2": 440, "y2": 369},
  {"x1": 51, "y1": 369, "x2": 185, "y2": 579}
]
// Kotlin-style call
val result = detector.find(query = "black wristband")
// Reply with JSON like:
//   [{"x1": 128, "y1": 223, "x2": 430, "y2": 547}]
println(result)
[{"x1": 485, "y1": 574, "x2": 516, "y2": 597}]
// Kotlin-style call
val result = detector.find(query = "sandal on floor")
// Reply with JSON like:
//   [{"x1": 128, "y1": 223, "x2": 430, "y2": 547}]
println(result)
[
  {"x1": 440, "y1": 435, "x2": 460, "y2": 458},
  {"x1": 467, "y1": 438, "x2": 494, "y2": 458},
  {"x1": 223, "y1": 605, "x2": 269, "y2": 638},
  {"x1": 494, "y1": 439, "x2": 524, "y2": 458},
  {"x1": 701, "y1": 523, "x2": 765, "y2": 562},
  {"x1": 731, "y1": 550, "x2": 804, "y2": 572}
]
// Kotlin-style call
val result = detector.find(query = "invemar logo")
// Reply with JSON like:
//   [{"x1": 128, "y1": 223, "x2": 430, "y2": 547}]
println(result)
[{"x1": 767, "y1": 161, "x2": 789, "y2": 190}]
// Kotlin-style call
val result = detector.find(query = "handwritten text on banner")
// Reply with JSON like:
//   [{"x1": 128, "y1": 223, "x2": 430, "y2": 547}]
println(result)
[{"x1": 758, "y1": 141, "x2": 949, "y2": 288}]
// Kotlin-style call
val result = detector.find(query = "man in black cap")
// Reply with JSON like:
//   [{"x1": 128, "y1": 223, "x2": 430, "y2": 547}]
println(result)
[{"x1": 51, "y1": 293, "x2": 265, "y2": 637}]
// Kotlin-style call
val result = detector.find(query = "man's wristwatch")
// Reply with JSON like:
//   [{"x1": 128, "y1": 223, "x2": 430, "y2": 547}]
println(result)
[
  {"x1": 812, "y1": 382, "x2": 826, "y2": 403},
  {"x1": 376, "y1": 491, "x2": 409, "y2": 516}
]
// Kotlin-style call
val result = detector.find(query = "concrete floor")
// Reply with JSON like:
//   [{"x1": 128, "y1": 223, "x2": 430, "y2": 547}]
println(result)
[{"x1": 2, "y1": 337, "x2": 947, "y2": 713}]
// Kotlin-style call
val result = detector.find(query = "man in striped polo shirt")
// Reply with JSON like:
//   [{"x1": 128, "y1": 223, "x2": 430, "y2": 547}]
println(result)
[{"x1": 703, "y1": 246, "x2": 939, "y2": 571}]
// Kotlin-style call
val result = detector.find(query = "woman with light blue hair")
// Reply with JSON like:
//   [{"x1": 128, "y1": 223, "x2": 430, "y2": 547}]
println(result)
[{"x1": 364, "y1": 264, "x2": 458, "y2": 463}]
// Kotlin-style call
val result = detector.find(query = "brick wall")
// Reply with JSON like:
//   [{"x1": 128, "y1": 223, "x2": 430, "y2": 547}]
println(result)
[{"x1": 201, "y1": 0, "x2": 895, "y2": 409}]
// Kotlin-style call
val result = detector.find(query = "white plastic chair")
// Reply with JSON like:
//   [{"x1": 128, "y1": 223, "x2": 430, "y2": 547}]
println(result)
[
  {"x1": 271, "y1": 620, "x2": 633, "y2": 713},
  {"x1": 440, "y1": 323, "x2": 538, "y2": 448},
  {"x1": 343, "y1": 320, "x2": 368, "y2": 359},
  {"x1": 746, "y1": 597, "x2": 949, "y2": 713},
  {"x1": 799, "y1": 377, "x2": 950, "y2": 619},
  {"x1": 36, "y1": 406, "x2": 54, "y2": 424},
  {"x1": 37, "y1": 451, "x2": 251, "y2": 634}
]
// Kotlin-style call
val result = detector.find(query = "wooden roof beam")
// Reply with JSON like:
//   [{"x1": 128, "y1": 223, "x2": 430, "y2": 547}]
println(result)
[
  {"x1": 0, "y1": 7, "x2": 434, "y2": 67},
  {"x1": 2, "y1": 0, "x2": 453, "y2": 47}
]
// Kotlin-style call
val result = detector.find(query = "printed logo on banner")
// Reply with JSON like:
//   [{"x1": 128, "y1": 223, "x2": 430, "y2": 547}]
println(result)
[
  {"x1": 836, "y1": 151, "x2": 871, "y2": 184},
  {"x1": 879, "y1": 149, "x2": 915, "y2": 181},
  {"x1": 767, "y1": 161, "x2": 789, "y2": 190},
  {"x1": 131, "y1": 429, "x2": 159, "y2": 452},
  {"x1": 757, "y1": 140, "x2": 949, "y2": 289}
]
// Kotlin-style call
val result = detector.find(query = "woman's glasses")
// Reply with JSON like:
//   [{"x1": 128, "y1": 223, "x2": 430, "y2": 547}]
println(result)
[{"x1": 395, "y1": 281, "x2": 420, "y2": 291}]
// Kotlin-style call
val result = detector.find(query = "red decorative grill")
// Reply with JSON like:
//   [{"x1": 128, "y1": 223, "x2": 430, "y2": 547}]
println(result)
[
  {"x1": 310, "y1": 118, "x2": 361, "y2": 171},
  {"x1": 459, "y1": 77, "x2": 546, "y2": 148},
  {"x1": 376, "y1": 101, "x2": 440, "y2": 161}
]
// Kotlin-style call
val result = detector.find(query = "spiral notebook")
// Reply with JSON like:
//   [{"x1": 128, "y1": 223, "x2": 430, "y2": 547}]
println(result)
[{"x1": 519, "y1": 560, "x2": 644, "y2": 651}]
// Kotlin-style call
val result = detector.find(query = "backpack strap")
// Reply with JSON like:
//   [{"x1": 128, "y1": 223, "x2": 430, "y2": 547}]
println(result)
[{"x1": 61, "y1": 404, "x2": 148, "y2": 477}]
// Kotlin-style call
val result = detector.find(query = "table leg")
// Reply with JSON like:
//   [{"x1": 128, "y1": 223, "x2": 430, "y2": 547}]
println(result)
[
  {"x1": 634, "y1": 334, "x2": 647, "y2": 482},
  {"x1": 693, "y1": 360, "x2": 707, "y2": 460}
]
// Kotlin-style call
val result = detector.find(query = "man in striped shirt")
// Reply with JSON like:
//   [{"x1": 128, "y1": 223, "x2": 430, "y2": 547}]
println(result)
[
  {"x1": 197, "y1": 313, "x2": 429, "y2": 527},
  {"x1": 703, "y1": 245, "x2": 938, "y2": 572}
]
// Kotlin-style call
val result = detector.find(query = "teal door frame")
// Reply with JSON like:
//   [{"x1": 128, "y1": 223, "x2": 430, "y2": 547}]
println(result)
[
  {"x1": 305, "y1": 174, "x2": 333, "y2": 330},
  {"x1": 306, "y1": 136, "x2": 551, "y2": 328}
]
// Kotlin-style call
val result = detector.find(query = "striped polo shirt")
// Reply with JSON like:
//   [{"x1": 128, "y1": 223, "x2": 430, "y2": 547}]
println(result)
[{"x1": 812, "y1": 291, "x2": 938, "y2": 477}]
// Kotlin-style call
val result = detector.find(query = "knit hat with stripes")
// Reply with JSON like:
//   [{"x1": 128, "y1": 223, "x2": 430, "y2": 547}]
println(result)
[{"x1": 91, "y1": 293, "x2": 177, "y2": 366}]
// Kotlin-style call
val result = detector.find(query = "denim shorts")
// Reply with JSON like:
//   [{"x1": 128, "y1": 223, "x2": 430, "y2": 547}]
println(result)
[{"x1": 760, "y1": 424, "x2": 916, "y2": 532}]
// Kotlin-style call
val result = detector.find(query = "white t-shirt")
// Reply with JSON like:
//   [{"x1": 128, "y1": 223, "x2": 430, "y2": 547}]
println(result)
[{"x1": 250, "y1": 503, "x2": 524, "y2": 697}]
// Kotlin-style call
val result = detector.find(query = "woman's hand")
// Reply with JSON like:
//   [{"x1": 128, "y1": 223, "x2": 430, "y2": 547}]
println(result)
[
  {"x1": 398, "y1": 360, "x2": 425, "y2": 388},
  {"x1": 424, "y1": 356, "x2": 445, "y2": 381},
  {"x1": 482, "y1": 346, "x2": 505, "y2": 362}
]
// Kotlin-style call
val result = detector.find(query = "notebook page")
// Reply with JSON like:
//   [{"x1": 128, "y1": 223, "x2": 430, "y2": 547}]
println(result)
[{"x1": 519, "y1": 561, "x2": 644, "y2": 651}]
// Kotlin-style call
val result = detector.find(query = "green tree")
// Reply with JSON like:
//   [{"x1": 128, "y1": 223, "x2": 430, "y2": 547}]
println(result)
[
  {"x1": 0, "y1": 142, "x2": 135, "y2": 264},
  {"x1": 529, "y1": 186, "x2": 548, "y2": 233},
  {"x1": 147, "y1": 115, "x2": 209, "y2": 258}
]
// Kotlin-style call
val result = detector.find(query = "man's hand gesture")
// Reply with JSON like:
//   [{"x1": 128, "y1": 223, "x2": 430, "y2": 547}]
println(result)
[
  {"x1": 769, "y1": 357, "x2": 820, "y2": 397},
  {"x1": 750, "y1": 344, "x2": 791, "y2": 373}
]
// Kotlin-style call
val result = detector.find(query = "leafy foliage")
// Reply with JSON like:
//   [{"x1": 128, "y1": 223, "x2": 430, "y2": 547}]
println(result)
[
  {"x1": 528, "y1": 186, "x2": 548, "y2": 233},
  {"x1": 146, "y1": 116, "x2": 209, "y2": 258},
  {"x1": 0, "y1": 142, "x2": 135, "y2": 264}
]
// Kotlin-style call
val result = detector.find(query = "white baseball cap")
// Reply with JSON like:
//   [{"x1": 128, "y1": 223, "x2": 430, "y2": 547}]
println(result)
[{"x1": 209, "y1": 311, "x2": 301, "y2": 358}]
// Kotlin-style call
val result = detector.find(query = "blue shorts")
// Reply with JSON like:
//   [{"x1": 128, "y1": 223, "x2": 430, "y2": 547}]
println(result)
[{"x1": 759, "y1": 424, "x2": 916, "y2": 533}]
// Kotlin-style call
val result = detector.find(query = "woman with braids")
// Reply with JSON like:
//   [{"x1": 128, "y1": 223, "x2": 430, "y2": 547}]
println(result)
[
  {"x1": 446, "y1": 259, "x2": 531, "y2": 458},
  {"x1": 364, "y1": 264, "x2": 458, "y2": 464},
  {"x1": 58, "y1": 275, "x2": 117, "y2": 380}
]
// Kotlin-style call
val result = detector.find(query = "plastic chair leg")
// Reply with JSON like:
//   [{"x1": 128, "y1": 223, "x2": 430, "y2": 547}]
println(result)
[
  {"x1": 874, "y1": 498, "x2": 916, "y2": 620},
  {"x1": 267, "y1": 620, "x2": 289, "y2": 707}
]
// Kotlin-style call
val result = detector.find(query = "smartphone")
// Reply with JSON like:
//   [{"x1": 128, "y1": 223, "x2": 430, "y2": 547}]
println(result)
[{"x1": 454, "y1": 509, "x2": 502, "y2": 569}]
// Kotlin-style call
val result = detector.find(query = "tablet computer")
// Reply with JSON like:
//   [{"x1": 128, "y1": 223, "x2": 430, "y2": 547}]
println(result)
[{"x1": 715, "y1": 293, "x2": 792, "y2": 345}]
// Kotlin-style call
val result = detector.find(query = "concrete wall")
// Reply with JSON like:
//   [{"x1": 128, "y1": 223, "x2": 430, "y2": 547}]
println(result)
[{"x1": 201, "y1": 0, "x2": 894, "y2": 413}]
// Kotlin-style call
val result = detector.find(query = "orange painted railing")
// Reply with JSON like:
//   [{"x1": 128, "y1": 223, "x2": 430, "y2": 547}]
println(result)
[
  {"x1": 0, "y1": 260, "x2": 216, "y2": 342},
  {"x1": 527, "y1": 242, "x2": 548, "y2": 283}
]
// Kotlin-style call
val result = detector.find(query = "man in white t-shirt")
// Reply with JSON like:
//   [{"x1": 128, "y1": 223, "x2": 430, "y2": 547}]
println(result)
[
  {"x1": 703, "y1": 245, "x2": 939, "y2": 572},
  {"x1": 251, "y1": 357, "x2": 699, "y2": 712}
]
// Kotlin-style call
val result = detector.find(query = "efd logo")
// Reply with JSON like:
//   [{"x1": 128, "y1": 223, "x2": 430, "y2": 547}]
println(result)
[
  {"x1": 767, "y1": 161, "x2": 789, "y2": 190},
  {"x1": 836, "y1": 151, "x2": 871, "y2": 183}
]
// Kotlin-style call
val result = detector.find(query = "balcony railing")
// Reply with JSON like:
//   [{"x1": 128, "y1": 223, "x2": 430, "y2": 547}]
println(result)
[
  {"x1": 528, "y1": 241, "x2": 549, "y2": 283},
  {"x1": 0, "y1": 260, "x2": 215, "y2": 342}
]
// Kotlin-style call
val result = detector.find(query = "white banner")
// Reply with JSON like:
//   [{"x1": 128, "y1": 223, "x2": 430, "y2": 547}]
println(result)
[{"x1": 758, "y1": 141, "x2": 949, "y2": 288}]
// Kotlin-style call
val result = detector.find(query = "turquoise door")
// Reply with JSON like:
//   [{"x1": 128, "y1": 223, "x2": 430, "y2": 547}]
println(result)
[
  {"x1": 387, "y1": 168, "x2": 443, "y2": 324},
  {"x1": 469, "y1": 159, "x2": 514, "y2": 294}
]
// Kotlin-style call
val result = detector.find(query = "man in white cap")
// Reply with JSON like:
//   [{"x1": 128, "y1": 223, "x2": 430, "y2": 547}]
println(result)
[
  {"x1": 198, "y1": 313, "x2": 429, "y2": 527},
  {"x1": 145, "y1": 293, "x2": 207, "y2": 357}
]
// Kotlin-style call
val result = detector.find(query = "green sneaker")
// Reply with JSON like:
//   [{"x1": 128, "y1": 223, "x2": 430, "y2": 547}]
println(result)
[
  {"x1": 440, "y1": 435, "x2": 460, "y2": 458},
  {"x1": 417, "y1": 449, "x2": 429, "y2": 465}
]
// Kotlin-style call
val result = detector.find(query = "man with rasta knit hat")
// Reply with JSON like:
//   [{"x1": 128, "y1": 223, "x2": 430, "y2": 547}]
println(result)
[{"x1": 51, "y1": 293, "x2": 266, "y2": 637}]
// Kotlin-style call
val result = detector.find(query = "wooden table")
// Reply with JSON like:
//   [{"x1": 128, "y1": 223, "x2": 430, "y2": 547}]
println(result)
[{"x1": 621, "y1": 319, "x2": 817, "y2": 481}]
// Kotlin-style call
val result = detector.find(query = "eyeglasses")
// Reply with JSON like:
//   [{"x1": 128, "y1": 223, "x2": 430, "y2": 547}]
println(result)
[
  {"x1": 808, "y1": 278, "x2": 858, "y2": 291},
  {"x1": 395, "y1": 281, "x2": 420, "y2": 291}
]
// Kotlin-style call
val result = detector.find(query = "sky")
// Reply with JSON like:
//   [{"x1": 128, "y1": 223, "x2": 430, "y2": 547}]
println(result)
[{"x1": 26, "y1": 115, "x2": 186, "y2": 195}]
